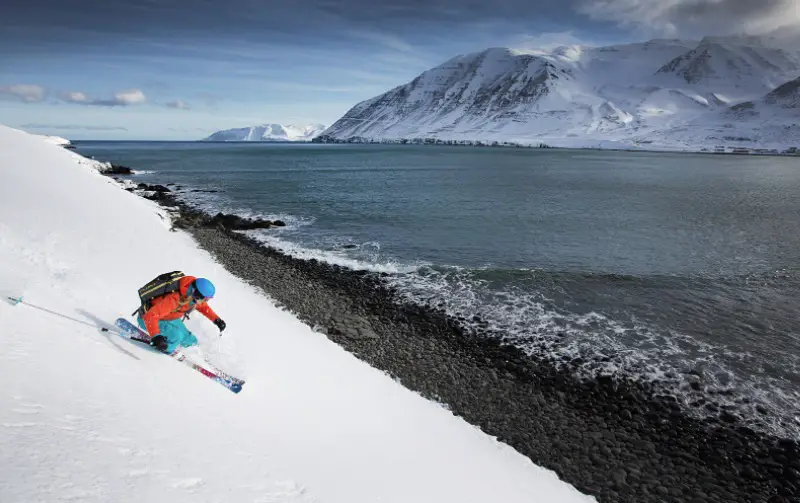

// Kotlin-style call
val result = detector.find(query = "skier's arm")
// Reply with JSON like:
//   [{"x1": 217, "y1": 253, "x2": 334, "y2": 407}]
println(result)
[
  {"x1": 197, "y1": 302, "x2": 220, "y2": 322},
  {"x1": 142, "y1": 295, "x2": 179, "y2": 336}
]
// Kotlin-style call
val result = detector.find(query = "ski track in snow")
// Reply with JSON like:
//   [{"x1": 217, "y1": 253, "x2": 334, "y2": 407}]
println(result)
[{"x1": 0, "y1": 124, "x2": 594, "y2": 503}]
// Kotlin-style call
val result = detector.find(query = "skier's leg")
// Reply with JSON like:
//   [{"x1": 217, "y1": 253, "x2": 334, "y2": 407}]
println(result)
[
  {"x1": 157, "y1": 319, "x2": 186, "y2": 353},
  {"x1": 136, "y1": 316, "x2": 171, "y2": 352},
  {"x1": 159, "y1": 319, "x2": 197, "y2": 351},
  {"x1": 176, "y1": 321, "x2": 199, "y2": 349}
]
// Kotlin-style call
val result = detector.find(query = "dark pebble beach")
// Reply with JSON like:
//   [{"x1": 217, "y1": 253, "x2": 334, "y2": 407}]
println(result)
[{"x1": 136, "y1": 182, "x2": 798, "y2": 503}]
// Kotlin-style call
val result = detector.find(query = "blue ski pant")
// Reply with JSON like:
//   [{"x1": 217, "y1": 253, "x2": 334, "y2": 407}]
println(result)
[{"x1": 137, "y1": 316, "x2": 198, "y2": 354}]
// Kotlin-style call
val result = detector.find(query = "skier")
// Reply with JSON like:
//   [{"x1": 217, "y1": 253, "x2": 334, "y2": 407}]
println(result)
[{"x1": 137, "y1": 276, "x2": 226, "y2": 353}]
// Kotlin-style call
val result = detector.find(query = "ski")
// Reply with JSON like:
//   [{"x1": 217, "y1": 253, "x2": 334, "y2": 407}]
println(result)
[
  {"x1": 199, "y1": 359, "x2": 245, "y2": 386},
  {"x1": 114, "y1": 318, "x2": 244, "y2": 394}
]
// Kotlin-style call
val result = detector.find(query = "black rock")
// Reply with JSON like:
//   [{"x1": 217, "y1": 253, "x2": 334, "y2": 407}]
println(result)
[
  {"x1": 136, "y1": 183, "x2": 170, "y2": 193},
  {"x1": 205, "y1": 213, "x2": 275, "y2": 230},
  {"x1": 107, "y1": 163, "x2": 133, "y2": 175}
]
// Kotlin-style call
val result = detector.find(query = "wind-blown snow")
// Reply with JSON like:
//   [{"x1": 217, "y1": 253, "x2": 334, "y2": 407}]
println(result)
[
  {"x1": 34, "y1": 133, "x2": 71, "y2": 147},
  {"x1": 204, "y1": 123, "x2": 326, "y2": 142},
  {"x1": 0, "y1": 124, "x2": 593, "y2": 503},
  {"x1": 321, "y1": 35, "x2": 800, "y2": 150}
]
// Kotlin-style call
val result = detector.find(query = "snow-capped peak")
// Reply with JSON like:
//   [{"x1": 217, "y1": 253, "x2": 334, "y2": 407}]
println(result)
[
  {"x1": 656, "y1": 36, "x2": 800, "y2": 89},
  {"x1": 319, "y1": 35, "x2": 800, "y2": 151}
]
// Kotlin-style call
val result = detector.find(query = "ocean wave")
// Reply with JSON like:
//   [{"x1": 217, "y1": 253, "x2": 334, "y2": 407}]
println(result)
[
  {"x1": 386, "y1": 265, "x2": 800, "y2": 438},
  {"x1": 244, "y1": 231, "x2": 424, "y2": 275},
  {"x1": 169, "y1": 186, "x2": 315, "y2": 231}
]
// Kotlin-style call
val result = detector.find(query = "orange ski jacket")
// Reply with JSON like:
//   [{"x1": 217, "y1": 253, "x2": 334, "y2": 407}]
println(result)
[{"x1": 142, "y1": 276, "x2": 219, "y2": 336}]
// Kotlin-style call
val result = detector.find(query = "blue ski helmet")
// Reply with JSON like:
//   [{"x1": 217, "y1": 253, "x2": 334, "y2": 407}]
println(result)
[{"x1": 193, "y1": 278, "x2": 215, "y2": 299}]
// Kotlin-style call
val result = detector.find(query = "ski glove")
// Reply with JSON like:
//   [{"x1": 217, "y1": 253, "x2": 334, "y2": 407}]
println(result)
[
  {"x1": 150, "y1": 334, "x2": 169, "y2": 352},
  {"x1": 214, "y1": 318, "x2": 226, "y2": 333}
]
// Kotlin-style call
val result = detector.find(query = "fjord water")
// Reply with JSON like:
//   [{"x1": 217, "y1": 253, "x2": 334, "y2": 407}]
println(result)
[{"x1": 76, "y1": 142, "x2": 800, "y2": 436}]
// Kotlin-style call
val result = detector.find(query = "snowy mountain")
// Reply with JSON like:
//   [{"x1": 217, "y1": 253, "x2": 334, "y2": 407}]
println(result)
[
  {"x1": 204, "y1": 123, "x2": 326, "y2": 142},
  {"x1": 652, "y1": 76, "x2": 800, "y2": 150},
  {"x1": 0, "y1": 123, "x2": 593, "y2": 502},
  {"x1": 764, "y1": 76, "x2": 800, "y2": 108},
  {"x1": 320, "y1": 36, "x2": 800, "y2": 150},
  {"x1": 655, "y1": 37, "x2": 800, "y2": 88}
]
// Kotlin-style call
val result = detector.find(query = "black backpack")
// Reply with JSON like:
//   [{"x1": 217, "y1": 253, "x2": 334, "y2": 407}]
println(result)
[{"x1": 134, "y1": 271, "x2": 185, "y2": 316}]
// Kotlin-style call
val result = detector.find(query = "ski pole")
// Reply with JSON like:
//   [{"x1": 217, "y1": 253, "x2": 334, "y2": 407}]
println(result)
[{"x1": 7, "y1": 296, "x2": 129, "y2": 337}]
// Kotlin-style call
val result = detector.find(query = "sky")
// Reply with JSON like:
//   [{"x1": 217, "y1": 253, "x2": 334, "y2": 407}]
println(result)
[{"x1": 1, "y1": 0, "x2": 798, "y2": 140}]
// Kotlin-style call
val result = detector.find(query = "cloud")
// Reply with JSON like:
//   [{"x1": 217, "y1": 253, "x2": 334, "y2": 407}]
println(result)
[
  {"x1": 579, "y1": 0, "x2": 800, "y2": 37},
  {"x1": 60, "y1": 91, "x2": 89, "y2": 103},
  {"x1": 21, "y1": 123, "x2": 128, "y2": 131},
  {"x1": 111, "y1": 89, "x2": 146, "y2": 105},
  {"x1": 0, "y1": 84, "x2": 45, "y2": 102},
  {"x1": 507, "y1": 31, "x2": 590, "y2": 51},
  {"x1": 165, "y1": 100, "x2": 190, "y2": 110},
  {"x1": 59, "y1": 88, "x2": 147, "y2": 107},
  {"x1": 347, "y1": 29, "x2": 414, "y2": 52}
]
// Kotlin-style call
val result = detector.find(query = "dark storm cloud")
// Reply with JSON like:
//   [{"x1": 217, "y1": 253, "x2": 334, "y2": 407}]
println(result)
[
  {"x1": 580, "y1": 0, "x2": 799, "y2": 36},
  {"x1": 3, "y1": 0, "x2": 792, "y2": 60},
  {"x1": 2, "y1": 0, "x2": 575, "y2": 31},
  {"x1": 0, "y1": 0, "x2": 587, "y2": 55}
]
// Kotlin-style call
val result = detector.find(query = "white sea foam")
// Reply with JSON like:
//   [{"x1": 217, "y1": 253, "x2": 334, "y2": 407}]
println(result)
[
  {"x1": 385, "y1": 265, "x2": 800, "y2": 438},
  {"x1": 244, "y1": 231, "x2": 424, "y2": 275},
  {"x1": 169, "y1": 186, "x2": 315, "y2": 232}
]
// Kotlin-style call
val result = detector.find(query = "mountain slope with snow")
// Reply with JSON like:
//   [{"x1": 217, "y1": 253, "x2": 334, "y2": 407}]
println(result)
[
  {"x1": 204, "y1": 123, "x2": 326, "y2": 142},
  {"x1": 0, "y1": 124, "x2": 593, "y2": 503},
  {"x1": 35, "y1": 133, "x2": 72, "y2": 147},
  {"x1": 655, "y1": 37, "x2": 800, "y2": 89},
  {"x1": 647, "y1": 75, "x2": 800, "y2": 150},
  {"x1": 765, "y1": 76, "x2": 800, "y2": 108},
  {"x1": 320, "y1": 36, "x2": 800, "y2": 150}
]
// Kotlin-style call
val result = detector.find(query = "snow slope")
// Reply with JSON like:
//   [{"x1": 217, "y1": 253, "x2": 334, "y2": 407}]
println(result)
[
  {"x1": 0, "y1": 124, "x2": 593, "y2": 503},
  {"x1": 644, "y1": 75, "x2": 800, "y2": 150},
  {"x1": 320, "y1": 36, "x2": 800, "y2": 150},
  {"x1": 204, "y1": 123, "x2": 326, "y2": 142},
  {"x1": 35, "y1": 133, "x2": 72, "y2": 147}
]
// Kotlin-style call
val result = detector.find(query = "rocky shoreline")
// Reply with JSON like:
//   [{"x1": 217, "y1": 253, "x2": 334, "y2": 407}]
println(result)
[{"x1": 119, "y1": 179, "x2": 797, "y2": 503}]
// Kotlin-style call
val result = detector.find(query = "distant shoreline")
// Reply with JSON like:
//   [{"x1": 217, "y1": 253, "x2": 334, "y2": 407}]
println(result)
[
  {"x1": 69, "y1": 137, "x2": 800, "y2": 158},
  {"x1": 312, "y1": 136, "x2": 800, "y2": 158}
]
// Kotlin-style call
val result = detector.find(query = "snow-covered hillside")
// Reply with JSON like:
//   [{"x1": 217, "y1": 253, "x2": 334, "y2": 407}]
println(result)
[
  {"x1": 35, "y1": 133, "x2": 72, "y2": 147},
  {"x1": 204, "y1": 123, "x2": 326, "y2": 142},
  {"x1": 0, "y1": 124, "x2": 593, "y2": 503},
  {"x1": 650, "y1": 75, "x2": 800, "y2": 150},
  {"x1": 320, "y1": 36, "x2": 800, "y2": 150}
]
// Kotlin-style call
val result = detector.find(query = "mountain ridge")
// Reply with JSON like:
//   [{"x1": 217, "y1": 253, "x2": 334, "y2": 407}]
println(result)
[{"x1": 320, "y1": 35, "x2": 800, "y2": 151}]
